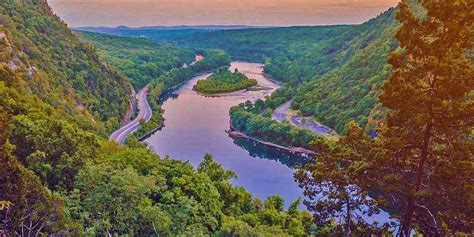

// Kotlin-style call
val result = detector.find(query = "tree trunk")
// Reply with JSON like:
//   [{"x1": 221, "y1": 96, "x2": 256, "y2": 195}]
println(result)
[
  {"x1": 345, "y1": 197, "x2": 351, "y2": 237},
  {"x1": 402, "y1": 104, "x2": 434, "y2": 236},
  {"x1": 400, "y1": 72, "x2": 436, "y2": 236}
]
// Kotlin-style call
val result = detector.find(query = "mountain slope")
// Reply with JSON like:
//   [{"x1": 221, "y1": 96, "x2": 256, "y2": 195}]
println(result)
[
  {"x1": 291, "y1": 7, "x2": 399, "y2": 132},
  {"x1": 0, "y1": 0, "x2": 131, "y2": 131},
  {"x1": 75, "y1": 31, "x2": 196, "y2": 90},
  {"x1": 76, "y1": 6, "x2": 400, "y2": 134}
]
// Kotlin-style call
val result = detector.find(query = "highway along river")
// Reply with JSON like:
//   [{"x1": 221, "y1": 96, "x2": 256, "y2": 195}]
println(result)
[{"x1": 145, "y1": 62, "x2": 310, "y2": 206}]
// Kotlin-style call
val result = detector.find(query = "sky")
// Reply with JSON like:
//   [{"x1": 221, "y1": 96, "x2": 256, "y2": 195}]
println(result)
[{"x1": 48, "y1": 0, "x2": 400, "y2": 28}]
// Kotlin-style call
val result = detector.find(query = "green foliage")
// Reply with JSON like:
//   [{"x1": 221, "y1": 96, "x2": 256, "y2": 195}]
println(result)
[
  {"x1": 110, "y1": 6, "x2": 400, "y2": 134},
  {"x1": 0, "y1": 1, "x2": 313, "y2": 236},
  {"x1": 63, "y1": 148, "x2": 313, "y2": 236},
  {"x1": 230, "y1": 101, "x2": 317, "y2": 149},
  {"x1": 0, "y1": 0, "x2": 130, "y2": 129},
  {"x1": 9, "y1": 114, "x2": 99, "y2": 191},
  {"x1": 76, "y1": 31, "x2": 195, "y2": 90},
  {"x1": 0, "y1": 106, "x2": 69, "y2": 235},
  {"x1": 195, "y1": 68, "x2": 257, "y2": 94}
]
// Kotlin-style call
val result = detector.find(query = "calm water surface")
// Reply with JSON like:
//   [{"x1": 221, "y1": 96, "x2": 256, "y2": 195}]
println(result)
[{"x1": 145, "y1": 62, "x2": 308, "y2": 206}]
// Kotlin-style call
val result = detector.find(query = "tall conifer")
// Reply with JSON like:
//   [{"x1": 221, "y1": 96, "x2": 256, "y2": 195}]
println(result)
[{"x1": 379, "y1": 0, "x2": 473, "y2": 235}]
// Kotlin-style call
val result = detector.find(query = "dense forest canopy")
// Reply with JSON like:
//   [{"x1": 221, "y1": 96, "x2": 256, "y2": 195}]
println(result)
[
  {"x1": 0, "y1": 0, "x2": 472, "y2": 236},
  {"x1": 76, "y1": 31, "x2": 196, "y2": 90},
  {"x1": 1, "y1": 1, "x2": 316, "y2": 235},
  {"x1": 0, "y1": 0, "x2": 131, "y2": 132}
]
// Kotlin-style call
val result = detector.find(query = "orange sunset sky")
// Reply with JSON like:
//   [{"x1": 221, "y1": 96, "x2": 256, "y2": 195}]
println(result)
[{"x1": 48, "y1": 0, "x2": 400, "y2": 27}]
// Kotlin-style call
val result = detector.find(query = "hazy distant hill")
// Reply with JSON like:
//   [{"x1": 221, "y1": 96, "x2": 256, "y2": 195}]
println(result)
[
  {"x1": 76, "y1": 24, "x2": 267, "y2": 32},
  {"x1": 75, "y1": 25, "x2": 269, "y2": 42}
]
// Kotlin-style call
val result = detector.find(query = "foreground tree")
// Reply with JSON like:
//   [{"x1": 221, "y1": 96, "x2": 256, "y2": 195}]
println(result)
[
  {"x1": 296, "y1": 0, "x2": 473, "y2": 235},
  {"x1": 295, "y1": 124, "x2": 391, "y2": 236},
  {"x1": 0, "y1": 107, "x2": 68, "y2": 235},
  {"x1": 378, "y1": 0, "x2": 474, "y2": 235}
]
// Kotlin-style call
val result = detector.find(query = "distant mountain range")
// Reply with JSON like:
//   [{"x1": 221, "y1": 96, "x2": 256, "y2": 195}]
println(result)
[{"x1": 75, "y1": 25, "x2": 269, "y2": 33}]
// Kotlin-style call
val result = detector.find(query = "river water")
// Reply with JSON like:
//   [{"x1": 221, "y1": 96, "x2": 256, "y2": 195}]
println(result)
[{"x1": 145, "y1": 62, "x2": 310, "y2": 206}]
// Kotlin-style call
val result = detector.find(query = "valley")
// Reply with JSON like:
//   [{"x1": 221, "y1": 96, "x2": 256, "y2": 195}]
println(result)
[
  {"x1": 1, "y1": 0, "x2": 472, "y2": 235},
  {"x1": 145, "y1": 62, "x2": 309, "y2": 204}
]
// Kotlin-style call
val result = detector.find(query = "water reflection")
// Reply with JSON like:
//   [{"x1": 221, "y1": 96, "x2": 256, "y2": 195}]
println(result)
[
  {"x1": 232, "y1": 137, "x2": 312, "y2": 168},
  {"x1": 146, "y1": 62, "x2": 308, "y2": 205}
]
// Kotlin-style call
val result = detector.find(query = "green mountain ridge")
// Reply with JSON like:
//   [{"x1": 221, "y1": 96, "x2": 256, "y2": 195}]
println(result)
[
  {"x1": 179, "y1": 7, "x2": 399, "y2": 133},
  {"x1": 78, "y1": 5, "x2": 401, "y2": 134}
]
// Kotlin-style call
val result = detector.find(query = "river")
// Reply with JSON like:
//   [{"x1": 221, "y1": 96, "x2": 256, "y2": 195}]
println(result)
[{"x1": 145, "y1": 62, "x2": 310, "y2": 206}]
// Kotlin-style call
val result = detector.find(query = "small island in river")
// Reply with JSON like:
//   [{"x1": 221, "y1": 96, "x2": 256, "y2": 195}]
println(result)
[{"x1": 194, "y1": 68, "x2": 258, "y2": 94}]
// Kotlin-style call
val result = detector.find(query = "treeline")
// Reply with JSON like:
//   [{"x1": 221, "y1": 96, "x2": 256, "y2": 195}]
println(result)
[
  {"x1": 230, "y1": 98, "x2": 317, "y2": 149},
  {"x1": 195, "y1": 68, "x2": 257, "y2": 94},
  {"x1": 76, "y1": 31, "x2": 196, "y2": 90}
]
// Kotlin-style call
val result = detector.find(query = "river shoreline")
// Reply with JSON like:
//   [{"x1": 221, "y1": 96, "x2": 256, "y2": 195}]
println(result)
[
  {"x1": 151, "y1": 62, "x2": 315, "y2": 156},
  {"x1": 226, "y1": 124, "x2": 316, "y2": 156},
  {"x1": 137, "y1": 68, "x2": 228, "y2": 140},
  {"x1": 143, "y1": 61, "x2": 316, "y2": 208},
  {"x1": 193, "y1": 86, "x2": 273, "y2": 98}
]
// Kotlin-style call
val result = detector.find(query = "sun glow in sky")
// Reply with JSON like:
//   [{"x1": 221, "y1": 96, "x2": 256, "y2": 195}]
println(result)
[{"x1": 48, "y1": 0, "x2": 400, "y2": 27}]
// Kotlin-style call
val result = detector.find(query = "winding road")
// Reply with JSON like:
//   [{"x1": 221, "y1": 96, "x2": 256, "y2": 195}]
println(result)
[
  {"x1": 110, "y1": 55, "x2": 205, "y2": 145},
  {"x1": 272, "y1": 100, "x2": 292, "y2": 123},
  {"x1": 272, "y1": 100, "x2": 335, "y2": 136},
  {"x1": 109, "y1": 86, "x2": 152, "y2": 145}
]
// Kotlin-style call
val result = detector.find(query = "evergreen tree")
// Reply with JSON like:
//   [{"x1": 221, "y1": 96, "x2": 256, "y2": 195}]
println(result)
[
  {"x1": 377, "y1": 0, "x2": 474, "y2": 235},
  {"x1": 295, "y1": 123, "x2": 390, "y2": 236}
]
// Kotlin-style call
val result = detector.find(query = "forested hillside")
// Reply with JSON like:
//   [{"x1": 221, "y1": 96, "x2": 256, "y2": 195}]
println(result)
[
  {"x1": 177, "y1": 8, "x2": 399, "y2": 133},
  {"x1": 290, "y1": 8, "x2": 399, "y2": 132},
  {"x1": 77, "y1": 6, "x2": 400, "y2": 134},
  {"x1": 0, "y1": 1, "x2": 315, "y2": 235},
  {"x1": 76, "y1": 31, "x2": 196, "y2": 89},
  {"x1": 0, "y1": 0, "x2": 131, "y2": 131}
]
